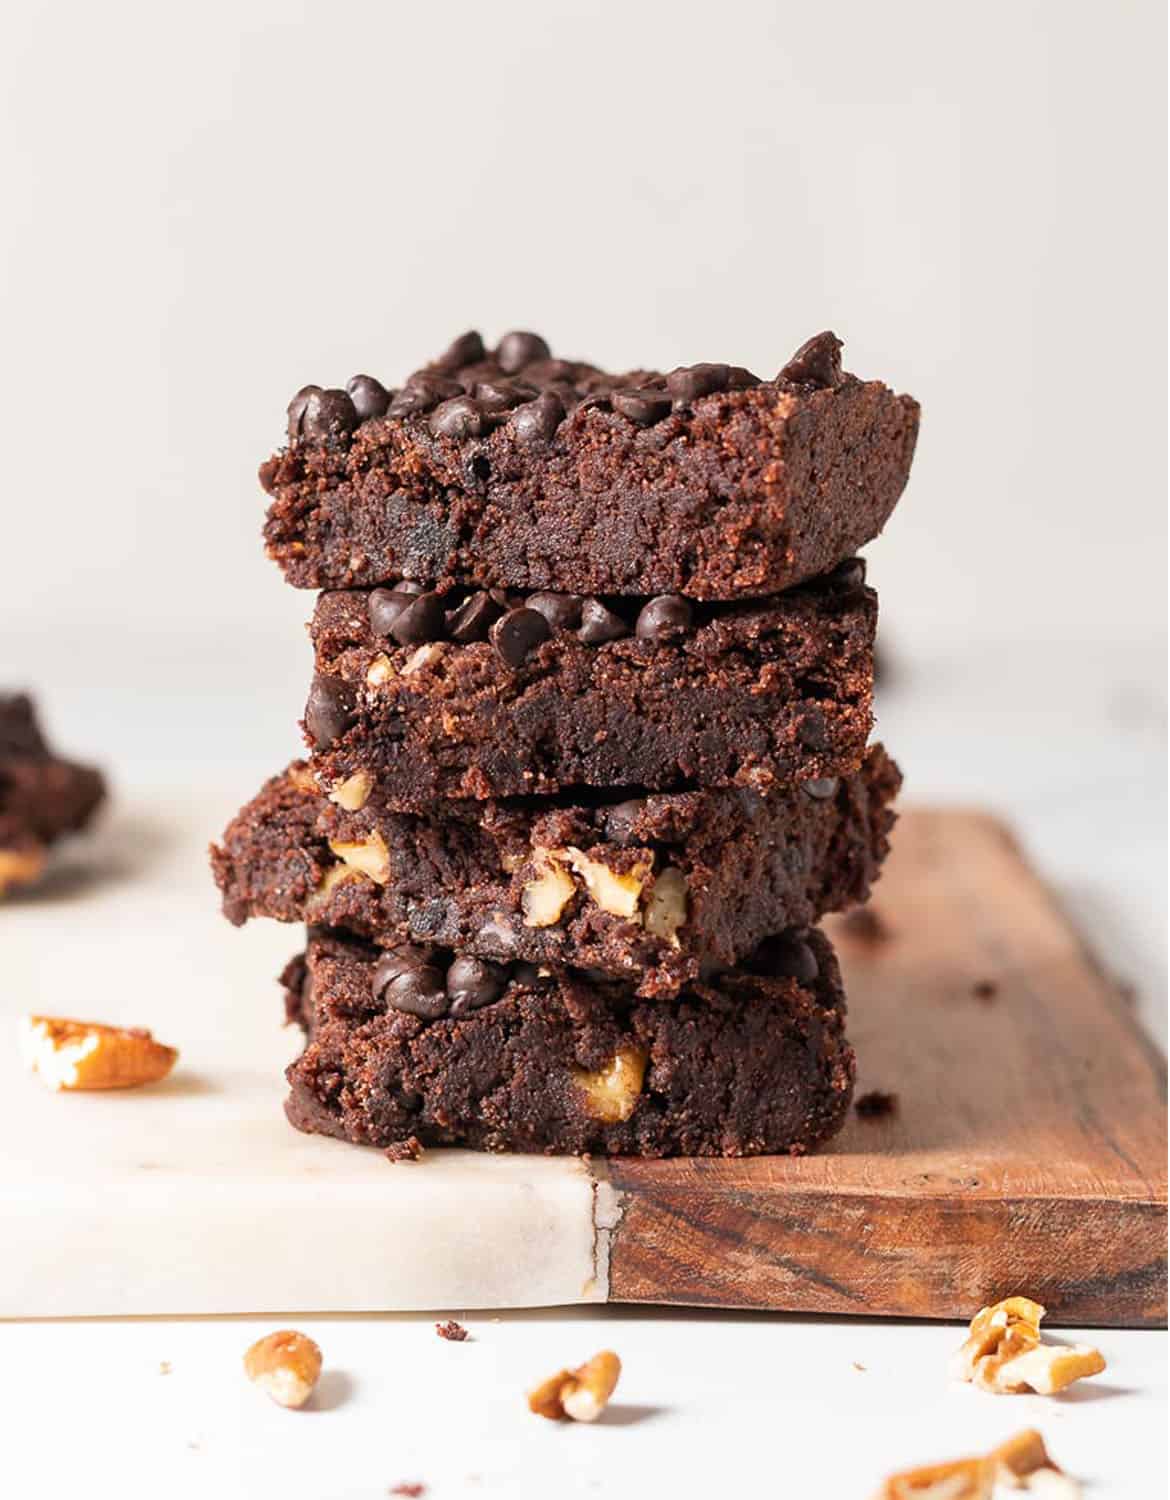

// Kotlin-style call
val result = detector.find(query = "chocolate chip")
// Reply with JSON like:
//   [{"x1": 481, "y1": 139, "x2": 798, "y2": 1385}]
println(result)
[
  {"x1": 389, "y1": 591, "x2": 445, "y2": 646},
  {"x1": 446, "y1": 590, "x2": 504, "y2": 644},
  {"x1": 385, "y1": 966, "x2": 449, "y2": 1019},
  {"x1": 395, "y1": 580, "x2": 426, "y2": 596},
  {"x1": 576, "y1": 391, "x2": 613, "y2": 414},
  {"x1": 754, "y1": 931, "x2": 819, "y2": 984},
  {"x1": 446, "y1": 955, "x2": 506, "y2": 1014},
  {"x1": 490, "y1": 606, "x2": 550, "y2": 667},
  {"x1": 779, "y1": 331, "x2": 844, "y2": 389},
  {"x1": 436, "y1": 330, "x2": 486, "y2": 370},
  {"x1": 429, "y1": 395, "x2": 485, "y2": 440},
  {"x1": 577, "y1": 598, "x2": 629, "y2": 645},
  {"x1": 346, "y1": 374, "x2": 391, "y2": 422},
  {"x1": 797, "y1": 710, "x2": 828, "y2": 749},
  {"x1": 826, "y1": 558, "x2": 867, "y2": 594},
  {"x1": 286, "y1": 384, "x2": 322, "y2": 440},
  {"x1": 368, "y1": 587, "x2": 416, "y2": 637},
  {"x1": 304, "y1": 674, "x2": 356, "y2": 749},
  {"x1": 635, "y1": 594, "x2": 693, "y2": 642},
  {"x1": 802, "y1": 777, "x2": 839, "y2": 801},
  {"x1": 371, "y1": 944, "x2": 433, "y2": 994},
  {"x1": 525, "y1": 592, "x2": 582, "y2": 631},
  {"x1": 727, "y1": 366, "x2": 762, "y2": 389},
  {"x1": 512, "y1": 962, "x2": 549, "y2": 987},
  {"x1": 510, "y1": 391, "x2": 565, "y2": 444},
  {"x1": 666, "y1": 363, "x2": 730, "y2": 407},
  {"x1": 604, "y1": 799, "x2": 645, "y2": 844},
  {"x1": 388, "y1": 376, "x2": 463, "y2": 418},
  {"x1": 612, "y1": 387, "x2": 672, "y2": 425},
  {"x1": 477, "y1": 917, "x2": 520, "y2": 958},
  {"x1": 474, "y1": 379, "x2": 534, "y2": 414},
  {"x1": 496, "y1": 331, "x2": 551, "y2": 373},
  {"x1": 301, "y1": 388, "x2": 358, "y2": 441}
]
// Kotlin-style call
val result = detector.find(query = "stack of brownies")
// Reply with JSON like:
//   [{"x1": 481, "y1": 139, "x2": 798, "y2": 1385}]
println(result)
[{"x1": 213, "y1": 329, "x2": 918, "y2": 1158}]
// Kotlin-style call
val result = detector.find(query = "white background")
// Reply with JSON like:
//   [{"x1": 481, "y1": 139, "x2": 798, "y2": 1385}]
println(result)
[{"x1": 0, "y1": 2, "x2": 1165, "y2": 1496}]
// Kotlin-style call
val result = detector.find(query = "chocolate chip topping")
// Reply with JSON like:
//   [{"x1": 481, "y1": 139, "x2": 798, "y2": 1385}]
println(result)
[
  {"x1": 603, "y1": 798, "x2": 645, "y2": 845},
  {"x1": 753, "y1": 931, "x2": 820, "y2": 984},
  {"x1": 446, "y1": 956, "x2": 506, "y2": 1015},
  {"x1": 802, "y1": 777, "x2": 839, "y2": 801},
  {"x1": 286, "y1": 384, "x2": 322, "y2": 440},
  {"x1": 612, "y1": 387, "x2": 672, "y2": 425},
  {"x1": 525, "y1": 592, "x2": 582, "y2": 631},
  {"x1": 474, "y1": 379, "x2": 533, "y2": 414},
  {"x1": 436, "y1": 330, "x2": 486, "y2": 370},
  {"x1": 496, "y1": 331, "x2": 551, "y2": 373},
  {"x1": 447, "y1": 591, "x2": 504, "y2": 644},
  {"x1": 429, "y1": 395, "x2": 485, "y2": 440},
  {"x1": 510, "y1": 390, "x2": 565, "y2": 444},
  {"x1": 304, "y1": 674, "x2": 356, "y2": 750},
  {"x1": 384, "y1": 965, "x2": 449, "y2": 1019},
  {"x1": 577, "y1": 598, "x2": 630, "y2": 645},
  {"x1": 346, "y1": 374, "x2": 391, "y2": 422},
  {"x1": 826, "y1": 558, "x2": 867, "y2": 595},
  {"x1": 388, "y1": 375, "x2": 464, "y2": 418},
  {"x1": 635, "y1": 594, "x2": 693, "y2": 642},
  {"x1": 779, "y1": 331, "x2": 844, "y2": 389},
  {"x1": 490, "y1": 606, "x2": 551, "y2": 667},
  {"x1": 666, "y1": 363, "x2": 730, "y2": 407},
  {"x1": 727, "y1": 366, "x2": 763, "y2": 389},
  {"x1": 388, "y1": 591, "x2": 445, "y2": 646},
  {"x1": 299, "y1": 388, "x2": 358, "y2": 442},
  {"x1": 368, "y1": 587, "x2": 416, "y2": 638}
]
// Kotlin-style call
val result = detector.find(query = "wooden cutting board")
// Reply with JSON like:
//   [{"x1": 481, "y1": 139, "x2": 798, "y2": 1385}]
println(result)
[
  {"x1": 2, "y1": 802, "x2": 1164, "y2": 1324},
  {"x1": 601, "y1": 809, "x2": 1168, "y2": 1327}
]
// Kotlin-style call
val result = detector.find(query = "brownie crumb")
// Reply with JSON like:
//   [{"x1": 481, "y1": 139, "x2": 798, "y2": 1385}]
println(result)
[
  {"x1": 389, "y1": 1485, "x2": 426, "y2": 1497},
  {"x1": 972, "y1": 979, "x2": 998, "y2": 1001},
  {"x1": 855, "y1": 1089, "x2": 899, "y2": 1120},
  {"x1": 436, "y1": 1319, "x2": 468, "y2": 1342},
  {"x1": 841, "y1": 907, "x2": 890, "y2": 943},
  {"x1": 384, "y1": 1135, "x2": 424, "y2": 1163}
]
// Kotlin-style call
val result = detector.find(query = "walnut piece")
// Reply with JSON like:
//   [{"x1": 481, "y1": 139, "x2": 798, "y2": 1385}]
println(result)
[
  {"x1": 521, "y1": 851, "x2": 576, "y2": 927},
  {"x1": 243, "y1": 1330, "x2": 322, "y2": 1409},
  {"x1": 402, "y1": 643, "x2": 444, "y2": 675},
  {"x1": 992, "y1": 1430, "x2": 1081, "y2": 1494},
  {"x1": 873, "y1": 1455, "x2": 995, "y2": 1498},
  {"x1": 328, "y1": 770, "x2": 374, "y2": 811},
  {"x1": 563, "y1": 846, "x2": 652, "y2": 919},
  {"x1": 20, "y1": 1015, "x2": 178, "y2": 1091},
  {"x1": 952, "y1": 1296, "x2": 1105, "y2": 1395},
  {"x1": 328, "y1": 831, "x2": 390, "y2": 885},
  {"x1": 366, "y1": 653, "x2": 396, "y2": 687},
  {"x1": 0, "y1": 845, "x2": 47, "y2": 897},
  {"x1": 306, "y1": 862, "x2": 364, "y2": 914},
  {"x1": 572, "y1": 1047, "x2": 647, "y2": 1123},
  {"x1": 643, "y1": 865, "x2": 688, "y2": 945},
  {"x1": 528, "y1": 1350, "x2": 621, "y2": 1422}
]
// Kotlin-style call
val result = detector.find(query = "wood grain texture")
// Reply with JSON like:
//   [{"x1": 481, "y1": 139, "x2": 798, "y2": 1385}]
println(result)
[{"x1": 602, "y1": 809, "x2": 1167, "y2": 1326}]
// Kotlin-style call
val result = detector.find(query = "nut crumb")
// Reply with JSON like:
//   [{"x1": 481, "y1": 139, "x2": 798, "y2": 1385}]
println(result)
[
  {"x1": 872, "y1": 1454, "x2": 994, "y2": 1498},
  {"x1": 842, "y1": 907, "x2": 890, "y2": 943},
  {"x1": 855, "y1": 1089, "x2": 899, "y2": 1120},
  {"x1": 852, "y1": 1361, "x2": 866, "y2": 1372},
  {"x1": 20, "y1": 1015, "x2": 179, "y2": 1091},
  {"x1": 952, "y1": 1297, "x2": 1105, "y2": 1395},
  {"x1": 243, "y1": 1330, "x2": 322, "y2": 1409},
  {"x1": 572, "y1": 1048, "x2": 647, "y2": 1123},
  {"x1": 436, "y1": 1320, "x2": 468, "y2": 1342},
  {"x1": 528, "y1": 1350, "x2": 621, "y2": 1422},
  {"x1": 972, "y1": 980, "x2": 998, "y2": 1001},
  {"x1": 384, "y1": 1136, "x2": 424, "y2": 1163},
  {"x1": 992, "y1": 1429, "x2": 1081, "y2": 1493},
  {"x1": 159, "y1": 1360, "x2": 172, "y2": 1376},
  {"x1": 0, "y1": 843, "x2": 47, "y2": 897},
  {"x1": 389, "y1": 1484, "x2": 427, "y2": 1497}
]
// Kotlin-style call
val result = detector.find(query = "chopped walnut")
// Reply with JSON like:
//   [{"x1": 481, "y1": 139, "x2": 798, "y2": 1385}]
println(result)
[
  {"x1": 873, "y1": 1455, "x2": 994, "y2": 1499},
  {"x1": 328, "y1": 831, "x2": 390, "y2": 885},
  {"x1": 563, "y1": 846, "x2": 652, "y2": 918},
  {"x1": 572, "y1": 1047, "x2": 647, "y2": 1123},
  {"x1": 243, "y1": 1330, "x2": 322, "y2": 1409},
  {"x1": 0, "y1": 844, "x2": 47, "y2": 897},
  {"x1": 528, "y1": 1350, "x2": 621, "y2": 1422},
  {"x1": 306, "y1": 862, "x2": 364, "y2": 913},
  {"x1": 643, "y1": 866, "x2": 688, "y2": 946},
  {"x1": 329, "y1": 770, "x2": 374, "y2": 811},
  {"x1": 992, "y1": 1430, "x2": 1080, "y2": 1493},
  {"x1": 521, "y1": 850, "x2": 576, "y2": 927},
  {"x1": 952, "y1": 1297, "x2": 1105, "y2": 1395},
  {"x1": 366, "y1": 653, "x2": 396, "y2": 687},
  {"x1": 20, "y1": 1016, "x2": 178, "y2": 1091}
]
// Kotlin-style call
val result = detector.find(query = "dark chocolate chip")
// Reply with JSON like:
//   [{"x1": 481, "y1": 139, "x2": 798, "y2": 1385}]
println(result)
[
  {"x1": 474, "y1": 379, "x2": 533, "y2": 414},
  {"x1": 395, "y1": 580, "x2": 426, "y2": 596},
  {"x1": 301, "y1": 388, "x2": 358, "y2": 442},
  {"x1": 446, "y1": 590, "x2": 504, "y2": 644},
  {"x1": 525, "y1": 591, "x2": 582, "y2": 631},
  {"x1": 802, "y1": 777, "x2": 839, "y2": 801},
  {"x1": 446, "y1": 955, "x2": 506, "y2": 1014},
  {"x1": 512, "y1": 962, "x2": 549, "y2": 987},
  {"x1": 603, "y1": 799, "x2": 645, "y2": 844},
  {"x1": 435, "y1": 330, "x2": 486, "y2": 370},
  {"x1": 389, "y1": 591, "x2": 445, "y2": 646},
  {"x1": 477, "y1": 917, "x2": 520, "y2": 958},
  {"x1": 496, "y1": 331, "x2": 551, "y2": 373},
  {"x1": 346, "y1": 374, "x2": 391, "y2": 422},
  {"x1": 388, "y1": 376, "x2": 463, "y2": 418},
  {"x1": 796, "y1": 710, "x2": 828, "y2": 749},
  {"x1": 727, "y1": 366, "x2": 763, "y2": 389},
  {"x1": 754, "y1": 931, "x2": 820, "y2": 984},
  {"x1": 635, "y1": 594, "x2": 693, "y2": 642},
  {"x1": 429, "y1": 395, "x2": 485, "y2": 440},
  {"x1": 371, "y1": 944, "x2": 433, "y2": 994},
  {"x1": 368, "y1": 587, "x2": 415, "y2": 637},
  {"x1": 612, "y1": 387, "x2": 672, "y2": 425},
  {"x1": 510, "y1": 390, "x2": 565, "y2": 444},
  {"x1": 385, "y1": 966, "x2": 449, "y2": 1019},
  {"x1": 490, "y1": 606, "x2": 551, "y2": 667},
  {"x1": 826, "y1": 558, "x2": 867, "y2": 594},
  {"x1": 304, "y1": 674, "x2": 356, "y2": 749},
  {"x1": 666, "y1": 363, "x2": 730, "y2": 407},
  {"x1": 577, "y1": 598, "x2": 629, "y2": 645},
  {"x1": 286, "y1": 384, "x2": 322, "y2": 440},
  {"x1": 779, "y1": 331, "x2": 844, "y2": 389},
  {"x1": 576, "y1": 390, "x2": 613, "y2": 413},
  {"x1": 536, "y1": 359, "x2": 575, "y2": 382}
]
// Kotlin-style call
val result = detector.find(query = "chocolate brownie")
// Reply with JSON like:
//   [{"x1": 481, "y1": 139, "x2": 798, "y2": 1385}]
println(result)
[
  {"x1": 212, "y1": 746, "x2": 899, "y2": 996},
  {"x1": 303, "y1": 562, "x2": 876, "y2": 807},
  {"x1": 282, "y1": 925, "x2": 854, "y2": 1157},
  {"x1": 0, "y1": 694, "x2": 105, "y2": 895},
  {"x1": 261, "y1": 330, "x2": 919, "y2": 600}
]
